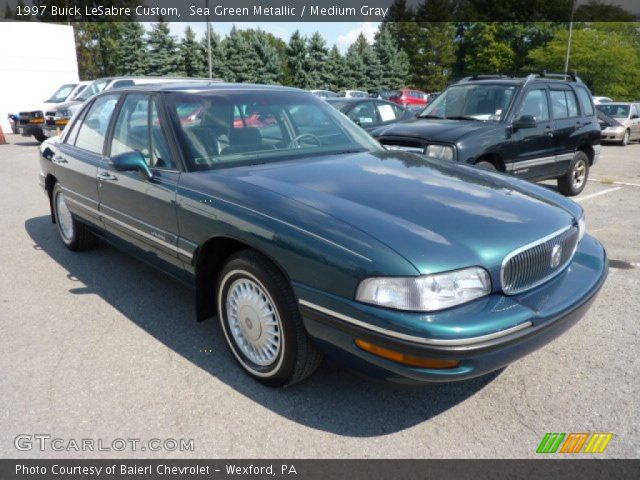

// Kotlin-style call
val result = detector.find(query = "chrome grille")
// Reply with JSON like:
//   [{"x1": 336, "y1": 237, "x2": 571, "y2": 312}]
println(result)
[{"x1": 501, "y1": 226, "x2": 579, "y2": 295}]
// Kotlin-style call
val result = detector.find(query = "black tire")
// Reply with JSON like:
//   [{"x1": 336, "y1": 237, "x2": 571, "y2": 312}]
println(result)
[
  {"x1": 475, "y1": 161, "x2": 497, "y2": 171},
  {"x1": 216, "y1": 250, "x2": 322, "y2": 387},
  {"x1": 51, "y1": 183, "x2": 97, "y2": 251},
  {"x1": 34, "y1": 131, "x2": 46, "y2": 143},
  {"x1": 619, "y1": 130, "x2": 629, "y2": 146},
  {"x1": 557, "y1": 151, "x2": 589, "y2": 197}
]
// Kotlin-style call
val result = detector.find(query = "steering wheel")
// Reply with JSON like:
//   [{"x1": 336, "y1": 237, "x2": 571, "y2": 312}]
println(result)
[{"x1": 289, "y1": 133, "x2": 321, "y2": 148}]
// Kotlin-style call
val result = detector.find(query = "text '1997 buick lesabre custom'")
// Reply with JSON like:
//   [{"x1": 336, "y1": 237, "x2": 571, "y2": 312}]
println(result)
[{"x1": 38, "y1": 83, "x2": 607, "y2": 386}]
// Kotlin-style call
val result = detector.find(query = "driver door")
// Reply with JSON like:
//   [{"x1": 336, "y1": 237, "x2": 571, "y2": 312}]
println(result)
[
  {"x1": 97, "y1": 93, "x2": 185, "y2": 272},
  {"x1": 506, "y1": 86, "x2": 556, "y2": 180}
]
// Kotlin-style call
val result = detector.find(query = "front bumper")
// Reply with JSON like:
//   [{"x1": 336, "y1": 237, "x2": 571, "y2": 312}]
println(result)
[
  {"x1": 17, "y1": 123, "x2": 44, "y2": 136},
  {"x1": 42, "y1": 124, "x2": 65, "y2": 138},
  {"x1": 600, "y1": 128, "x2": 626, "y2": 142},
  {"x1": 296, "y1": 235, "x2": 607, "y2": 383}
]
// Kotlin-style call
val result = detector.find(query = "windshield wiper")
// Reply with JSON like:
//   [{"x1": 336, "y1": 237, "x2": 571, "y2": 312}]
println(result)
[
  {"x1": 445, "y1": 115, "x2": 482, "y2": 121},
  {"x1": 418, "y1": 114, "x2": 443, "y2": 119}
]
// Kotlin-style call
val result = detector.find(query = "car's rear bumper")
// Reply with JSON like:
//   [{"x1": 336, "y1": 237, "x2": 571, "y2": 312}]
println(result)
[{"x1": 296, "y1": 235, "x2": 607, "y2": 384}]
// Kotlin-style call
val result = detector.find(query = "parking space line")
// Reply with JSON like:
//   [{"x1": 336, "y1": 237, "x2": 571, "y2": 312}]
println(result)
[
  {"x1": 590, "y1": 178, "x2": 640, "y2": 188},
  {"x1": 576, "y1": 187, "x2": 622, "y2": 202}
]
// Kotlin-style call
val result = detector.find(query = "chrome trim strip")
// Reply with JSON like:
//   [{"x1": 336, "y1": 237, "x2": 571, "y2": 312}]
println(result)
[
  {"x1": 299, "y1": 299, "x2": 533, "y2": 346},
  {"x1": 512, "y1": 155, "x2": 555, "y2": 171},
  {"x1": 500, "y1": 224, "x2": 575, "y2": 295},
  {"x1": 64, "y1": 194, "x2": 193, "y2": 261}
]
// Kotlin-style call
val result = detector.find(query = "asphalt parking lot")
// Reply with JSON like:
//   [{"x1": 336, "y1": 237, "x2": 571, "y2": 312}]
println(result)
[{"x1": 0, "y1": 134, "x2": 638, "y2": 459}]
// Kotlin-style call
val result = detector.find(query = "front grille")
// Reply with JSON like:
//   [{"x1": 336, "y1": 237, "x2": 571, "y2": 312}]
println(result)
[
  {"x1": 379, "y1": 138, "x2": 425, "y2": 153},
  {"x1": 501, "y1": 226, "x2": 579, "y2": 295}
]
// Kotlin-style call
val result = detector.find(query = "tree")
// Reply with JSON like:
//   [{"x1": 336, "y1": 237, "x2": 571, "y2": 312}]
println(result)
[
  {"x1": 73, "y1": 24, "x2": 126, "y2": 79},
  {"x1": 307, "y1": 32, "x2": 329, "y2": 89},
  {"x1": 221, "y1": 26, "x2": 260, "y2": 83},
  {"x1": 462, "y1": 23, "x2": 516, "y2": 74},
  {"x1": 201, "y1": 28, "x2": 225, "y2": 79},
  {"x1": 179, "y1": 26, "x2": 205, "y2": 77},
  {"x1": 344, "y1": 42, "x2": 367, "y2": 89},
  {"x1": 119, "y1": 22, "x2": 147, "y2": 76},
  {"x1": 324, "y1": 46, "x2": 347, "y2": 91},
  {"x1": 287, "y1": 30, "x2": 310, "y2": 88},
  {"x1": 528, "y1": 26, "x2": 640, "y2": 99},
  {"x1": 250, "y1": 30, "x2": 282, "y2": 84},
  {"x1": 146, "y1": 21, "x2": 179, "y2": 76},
  {"x1": 373, "y1": 28, "x2": 409, "y2": 89}
]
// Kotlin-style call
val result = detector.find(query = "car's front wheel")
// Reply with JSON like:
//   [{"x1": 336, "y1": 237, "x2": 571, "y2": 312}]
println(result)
[
  {"x1": 620, "y1": 129, "x2": 630, "y2": 146},
  {"x1": 216, "y1": 250, "x2": 322, "y2": 386},
  {"x1": 52, "y1": 183, "x2": 97, "y2": 251},
  {"x1": 557, "y1": 151, "x2": 589, "y2": 196},
  {"x1": 34, "y1": 131, "x2": 47, "y2": 143}
]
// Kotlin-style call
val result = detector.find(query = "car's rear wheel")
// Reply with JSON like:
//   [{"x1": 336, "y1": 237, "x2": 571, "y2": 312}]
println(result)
[
  {"x1": 620, "y1": 129, "x2": 630, "y2": 146},
  {"x1": 557, "y1": 151, "x2": 589, "y2": 196},
  {"x1": 216, "y1": 250, "x2": 322, "y2": 386},
  {"x1": 52, "y1": 183, "x2": 97, "y2": 251},
  {"x1": 475, "y1": 161, "x2": 497, "y2": 171}
]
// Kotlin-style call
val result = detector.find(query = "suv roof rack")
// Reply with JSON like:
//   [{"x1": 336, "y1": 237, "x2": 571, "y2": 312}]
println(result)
[{"x1": 457, "y1": 71, "x2": 583, "y2": 85}]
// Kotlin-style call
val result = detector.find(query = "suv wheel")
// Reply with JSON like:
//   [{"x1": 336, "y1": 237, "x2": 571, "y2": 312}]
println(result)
[
  {"x1": 216, "y1": 250, "x2": 322, "y2": 386},
  {"x1": 620, "y1": 130, "x2": 629, "y2": 146},
  {"x1": 475, "y1": 161, "x2": 497, "y2": 171},
  {"x1": 557, "y1": 151, "x2": 589, "y2": 196}
]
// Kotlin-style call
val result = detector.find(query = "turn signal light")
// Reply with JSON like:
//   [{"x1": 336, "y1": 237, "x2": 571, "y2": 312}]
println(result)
[
  {"x1": 55, "y1": 119, "x2": 68, "y2": 126},
  {"x1": 29, "y1": 118, "x2": 44, "y2": 124},
  {"x1": 355, "y1": 339, "x2": 460, "y2": 369}
]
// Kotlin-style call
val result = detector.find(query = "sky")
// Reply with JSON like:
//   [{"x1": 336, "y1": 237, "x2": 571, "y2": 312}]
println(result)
[{"x1": 162, "y1": 22, "x2": 381, "y2": 52}]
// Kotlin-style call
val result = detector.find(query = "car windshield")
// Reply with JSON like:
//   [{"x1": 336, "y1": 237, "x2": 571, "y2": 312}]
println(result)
[
  {"x1": 70, "y1": 85, "x2": 87, "y2": 100},
  {"x1": 326, "y1": 100, "x2": 349, "y2": 111},
  {"x1": 418, "y1": 83, "x2": 517, "y2": 121},
  {"x1": 46, "y1": 84, "x2": 76, "y2": 103},
  {"x1": 597, "y1": 104, "x2": 630, "y2": 118},
  {"x1": 75, "y1": 79, "x2": 110, "y2": 102},
  {"x1": 168, "y1": 90, "x2": 382, "y2": 171}
]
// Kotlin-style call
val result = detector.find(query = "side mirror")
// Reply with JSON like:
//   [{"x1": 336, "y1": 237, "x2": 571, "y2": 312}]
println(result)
[
  {"x1": 513, "y1": 115, "x2": 537, "y2": 129},
  {"x1": 631, "y1": 114, "x2": 639, "y2": 119},
  {"x1": 110, "y1": 151, "x2": 152, "y2": 180}
]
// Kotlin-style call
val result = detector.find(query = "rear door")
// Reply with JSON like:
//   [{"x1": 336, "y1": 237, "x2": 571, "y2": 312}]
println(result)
[
  {"x1": 549, "y1": 86, "x2": 582, "y2": 176},
  {"x1": 97, "y1": 93, "x2": 185, "y2": 272},
  {"x1": 506, "y1": 85, "x2": 555, "y2": 179},
  {"x1": 630, "y1": 104, "x2": 640, "y2": 139},
  {"x1": 52, "y1": 93, "x2": 120, "y2": 228}
]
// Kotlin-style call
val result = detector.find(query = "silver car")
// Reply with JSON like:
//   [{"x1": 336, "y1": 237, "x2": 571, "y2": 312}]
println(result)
[{"x1": 596, "y1": 102, "x2": 640, "y2": 146}]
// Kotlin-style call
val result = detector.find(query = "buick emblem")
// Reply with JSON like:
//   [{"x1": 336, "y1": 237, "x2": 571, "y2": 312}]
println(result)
[{"x1": 550, "y1": 244, "x2": 562, "y2": 269}]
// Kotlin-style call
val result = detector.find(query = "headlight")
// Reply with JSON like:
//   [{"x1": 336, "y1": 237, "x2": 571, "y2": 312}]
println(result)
[
  {"x1": 355, "y1": 267, "x2": 491, "y2": 312},
  {"x1": 56, "y1": 110, "x2": 72, "y2": 118},
  {"x1": 425, "y1": 144, "x2": 454, "y2": 161},
  {"x1": 578, "y1": 214, "x2": 586, "y2": 242}
]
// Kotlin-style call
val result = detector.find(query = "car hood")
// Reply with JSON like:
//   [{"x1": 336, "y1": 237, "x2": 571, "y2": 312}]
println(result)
[
  {"x1": 371, "y1": 117, "x2": 497, "y2": 143},
  {"x1": 218, "y1": 151, "x2": 579, "y2": 279},
  {"x1": 49, "y1": 100, "x2": 83, "y2": 114},
  {"x1": 19, "y1": 101, "x2": 59, "y2": 114}
]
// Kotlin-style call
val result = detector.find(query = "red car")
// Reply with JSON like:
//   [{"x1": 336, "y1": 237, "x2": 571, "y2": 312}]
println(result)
[{"x1": 389, "y1": 88, "x2": 428, "y2": 107}]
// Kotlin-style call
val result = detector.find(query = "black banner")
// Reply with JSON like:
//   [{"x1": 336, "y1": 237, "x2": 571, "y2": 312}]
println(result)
[
  {"x1": 1, "y1": 460, "x2": 639, "y2": 480},
  {"x1": 1, "y1": 0, "x2": 639, "y2": 22}
]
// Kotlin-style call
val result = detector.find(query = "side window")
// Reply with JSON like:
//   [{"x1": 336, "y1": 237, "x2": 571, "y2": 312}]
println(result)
[
  {"x1": 550, "y1": 90, "x2": 569, "y2": 119},
  {"x1": 376, "y1": 102, "x2": 398, "y2": 122},
  {"x1": 565, "y1": 90, "x2": 579, "y2": 117},
  {"x1": 576, "y1": 87, "x2": 595, "y2": 116},
  {"x1": 110, "y1": 94, "x2": 151, "y2": 164},
  {"x1": 64, "y1": 108, "x2": 86, "y2": 145},
  {"x1": 519, "y1": 88, "x2": 549, "y2": 122},
  {"x1": 74, "y1": 95, "x2": 119, "y2": 154},
  {"x1": 348, "y1": 102, "x2": 377, "y2": 125}
]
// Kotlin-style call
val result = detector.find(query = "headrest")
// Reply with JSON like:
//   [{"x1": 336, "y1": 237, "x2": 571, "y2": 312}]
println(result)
[{"x1": 229, "y1": 127, "x2": 262, "y2": 145}]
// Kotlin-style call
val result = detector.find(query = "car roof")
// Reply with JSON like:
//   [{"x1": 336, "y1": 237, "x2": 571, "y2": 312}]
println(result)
[
  {"x1": 108, "y1": 82, "x2": 306, "y2": 94},
  {"x1": 598, "y1": 102, "x2": 632, "y2": 106}
]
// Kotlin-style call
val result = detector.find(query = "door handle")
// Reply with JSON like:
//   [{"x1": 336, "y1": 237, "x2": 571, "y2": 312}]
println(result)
[
  {"x1": 97, "y1": 171, "x2": 118, "y2": 181},
  {"x1": 52, "y1": 155, "x2": 67, "y2": 164},
  {"x1": 544, "y1": 126, "x2": 554, "y2": 137}
]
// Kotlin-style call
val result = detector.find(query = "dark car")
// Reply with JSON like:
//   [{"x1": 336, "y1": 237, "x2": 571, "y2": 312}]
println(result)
[
  {"x1": 38, "y1": 83, "x2": 607, "y2": 387},
  {"x1": 372, "y1": 73, "x2": 602, "y2": 196},
  {"x1": 326, "y1": 98, "x2": 413, "y2": 131}
]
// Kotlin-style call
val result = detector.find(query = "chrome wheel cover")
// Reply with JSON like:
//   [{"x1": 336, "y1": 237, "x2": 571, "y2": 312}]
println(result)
[
  {"x1": 225, "y1": 277, "x2": 281, "y2": 366},
  {"x1": 55, "y1": 192, "x2": 74, "y2": 242},
  {"x1": 572, "y1": 159, "x2": 587, "y2": 189}
]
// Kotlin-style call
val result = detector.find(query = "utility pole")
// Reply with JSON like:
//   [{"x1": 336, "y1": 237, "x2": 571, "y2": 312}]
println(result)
[
  {"x1": 564, "y1": 0, "x2": 576, "y2": 74},
  {"x1": 206, "y1": 0, "x2": 212, "y2": 79}
]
